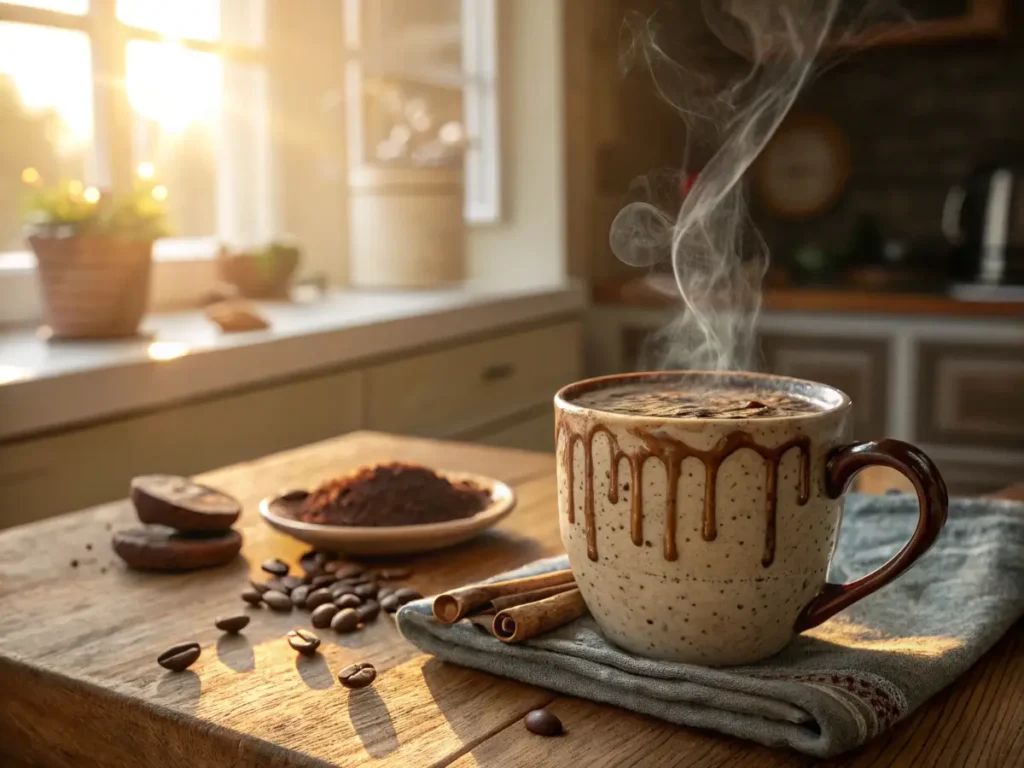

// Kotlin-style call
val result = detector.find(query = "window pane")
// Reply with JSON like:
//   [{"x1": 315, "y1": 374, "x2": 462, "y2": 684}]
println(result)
[
  {"x1": 117, "y1": 0, "x2": 264, "y2": 46},
  {"x1": 126, "y1": 41, "x2": 271, "y2": 245},
  {"x1": 2, "y1": 0, "x2": 87, "y2": 14},
  {"x1": 0, "y1": 23, "x2": 93, "y2": 253}
]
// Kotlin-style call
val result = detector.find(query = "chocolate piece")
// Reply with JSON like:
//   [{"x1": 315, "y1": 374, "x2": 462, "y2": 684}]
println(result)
[
  {"x1": 112, "y1": 527, "x2": 242, "y2": 571},
  {"x1": 131, "y1": 475, "x2": 240, "y2": 532}
]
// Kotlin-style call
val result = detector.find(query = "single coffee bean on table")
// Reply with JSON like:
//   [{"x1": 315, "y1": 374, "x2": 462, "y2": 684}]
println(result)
[
  {"x1": 311, "y1": 574, "x2": 337, "y2": 589},
  {"x1": 338, "y1": 662, "x2": 376, "y2": 689},
  {"x1": 261, "y1": 558, "x2": 289, "y2": 577},
  {"x1": 263, "y1": 590, "x2": 292, "y2": 612},
  {"x1": 287, "y1": 628, "x2": 321, "y2": 656},
  {"x1": 157, "y1": 642, "x2": 201, "y2": 672},
  {"x1": 524, "y1": 709, "x2": 563, "y2": 737},
  {"x1": 357, "y1": 600, "x2": 380, "y2": 623},
  {"x1": 250, "y1": 579, "x2": 271, "y2": 594},
  {"x1": 377, "y1": 568, "x2": 412, "y2": 581},
  {"x1": 290, "y1": 585, "x2": 311, "y2": 607},
  {"x1": 330, "y1": 607, "x2": 361, "y2": 633},
  {"x1": 131, "y1": 475, "x2": 240, "y2": 532},
  {"x1": 241, "y1": 588, "x2": 264, "y2": 606},
  {"x1": 334, "y1": 593, "x2": 361, "y2": 610},
  {"x1": 215, "y1": 615, "x2": 250, "y2": 633},
  {"x1": 305, "y1": 588, "x2": 334, "y2": 610},
  {"x1": 311, "y1": 603, "x2": 340, "y2": 629}
]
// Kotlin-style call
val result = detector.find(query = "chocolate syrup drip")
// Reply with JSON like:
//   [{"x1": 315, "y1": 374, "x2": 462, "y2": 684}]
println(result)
[{"x1": 556, "y1": 415, "x2": 810, "y2": 566}]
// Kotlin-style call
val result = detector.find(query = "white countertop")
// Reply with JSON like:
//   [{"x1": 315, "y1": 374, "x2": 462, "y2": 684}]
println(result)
[{"x1": 0, "y1": 282, "x2": 585, "y2": 441}]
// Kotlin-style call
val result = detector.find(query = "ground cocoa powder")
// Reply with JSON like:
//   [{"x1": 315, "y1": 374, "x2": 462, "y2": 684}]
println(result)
[{"x1": 295, "y1": 463, "x2": 491, "y2": 527}]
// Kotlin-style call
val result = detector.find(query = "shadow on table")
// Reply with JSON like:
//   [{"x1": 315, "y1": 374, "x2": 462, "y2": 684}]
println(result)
[
  {"x1": 216, "y1": 633, "x2": 255, "y2": 673},
  {"x1": 295, "y1": 653, "x2": 333, "y2": 690},
  {"x1": 156, "y1": 670, "x2": 201, "y2": 715},
  {"x1": 348, "y1": 687, "x2": 399, "y2": 759}
]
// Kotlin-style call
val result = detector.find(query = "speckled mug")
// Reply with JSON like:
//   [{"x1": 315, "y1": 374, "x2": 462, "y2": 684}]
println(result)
[{"x1": 555, "y1": 371, "x2": 948, "y2": 666}]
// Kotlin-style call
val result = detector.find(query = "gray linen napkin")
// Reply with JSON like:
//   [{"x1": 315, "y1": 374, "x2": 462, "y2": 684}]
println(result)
[{"x1": 397, "y1": 493, "x2": 1024, "y2": 757}]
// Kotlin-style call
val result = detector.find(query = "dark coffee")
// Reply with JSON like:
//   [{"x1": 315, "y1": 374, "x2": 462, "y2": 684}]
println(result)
[
  {"x1": 573, "y1": 383, "x2": 824, "y2": 419},
  {"x1": 338, "y1": 662, "x2": 376, "y2": 689}
]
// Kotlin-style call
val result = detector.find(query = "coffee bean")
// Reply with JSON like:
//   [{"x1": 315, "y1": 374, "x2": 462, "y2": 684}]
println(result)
[
  {"x1": 380, "y1": 594, "x2": 400, "y2": 613},
  {"x1": 291, "y1": 585, "x2": 311, "y2": 607},
  {"x1": 305, "y1": 588, "x2": 334, "y2": 610},
  {"x1": 326, "y1": 562, "x2": 363, "y2": 580},
  {"x1": 357, "y1": 600, "x2": 380, "y2": 622},
  {"x1": 265, "y1": 577, "x2": 291, "y2": 594},
  {"x1": 264, "y1": 590, "x2": 292, "y2": 612},
  {"x1": 377, "y1": 587, "x2": 395, "y2": 601},
  {"x1": 338, "y1": 662, "x2": 376, "y2": 689},
  {"x1": 331, "y1": 583, "x2": 357, "y2": 599},
  {"x1": 314, "y1": 551, "x2": 335, "y2": 566},
  {"x1": 250, "y1": 579, "x2": 270, "y2": 594},
  {"x1": 299, "y1": 552, "x2": 323, "y2": 577},
  {"x1": 158, "y1": 642, "x2": 201, "y2": 672},
  {"x1": 261, "y1": 558, "x2": 289, "y2": 577},
  {"x1": 378, "y1": 568, "x2": 412, "y2": 581},
  {"x1": 287, "y1": 628, "x2": 320, "y2": 655},
  {"x1": 393, "y1": 587, "x2": 422, "y2": 603},
  {"x1": 311, "y1": 574, "x2": 337, "y2": 589},
  {"x1": 241, "y1": 589, "x2": 264, "y2": 606},
  {"x1": 330, "y1": 607, "x2": 361, "y2": 633},
  {"x1": 311, "y1": 603, "x2": 340, "y2": 628},
  {"x1": 334, "y1": 593, "x2": 362, "y2": 610},
  {"x1": 215, "y1": 615, "x2": 250, "y2": 633},
  {"x1": 354, "y1": 582, "x2": 378, "y2": 600},
  {"x1": 280, "y1": 575, "x2": 305, "y2": 592},
  {"x1": 524, "y1": 709, "x2": 563, "y2": 737}
]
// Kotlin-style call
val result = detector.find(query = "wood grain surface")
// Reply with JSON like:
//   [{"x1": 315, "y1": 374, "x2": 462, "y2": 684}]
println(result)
[{"x1": 0, "y1": 432, "x2": 1020, "y2": 767}]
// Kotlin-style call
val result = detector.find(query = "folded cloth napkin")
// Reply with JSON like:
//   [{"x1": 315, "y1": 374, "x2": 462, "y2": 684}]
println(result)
[{"x1": 397, "y1": 493, "x2": 1024, "y2": 757}]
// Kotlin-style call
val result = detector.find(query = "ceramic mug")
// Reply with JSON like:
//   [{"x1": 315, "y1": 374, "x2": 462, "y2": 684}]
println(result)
[{"x1": 554, "y1": 371, "x2": 948, "y2": 666}]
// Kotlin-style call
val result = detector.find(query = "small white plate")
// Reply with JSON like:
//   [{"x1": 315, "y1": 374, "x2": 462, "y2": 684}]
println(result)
[{"x1": 258, "y1": 471, "x2": 516, "y2": 556}]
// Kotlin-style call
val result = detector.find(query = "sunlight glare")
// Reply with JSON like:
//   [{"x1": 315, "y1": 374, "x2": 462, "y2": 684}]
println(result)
[
  {"x1": 147, "y1": 341, "x2": 190, "y2": 361},
  {"x1": 126, "y1": 41, "x2": 222, "y2": 133},
  {"x1": 83, "y1": 187, "x2": 100, "y2": 203},
  {"x1": 21, "y1": 168, "x2": 41, "y2": 185},
  {"x1": 137, "y1": 161, "x2": 155, "y2": 180},
  {"x1": 67, "y1": 179, "x2": 83, "y2": 196},
  {"x1": 0, "y1": 365, "x2": 34, "y2": 385},
  {"x1": 151, "y1": 185, "x2": 168, "y2": 201}
]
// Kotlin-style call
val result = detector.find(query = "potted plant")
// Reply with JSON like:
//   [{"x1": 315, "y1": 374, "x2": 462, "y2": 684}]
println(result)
[
  {"x1": 21, "y1": 172, "x2": 169, "y2": 338},
  {"x1": 216, "y1": 239, "x2": 302, "y2": 299}
]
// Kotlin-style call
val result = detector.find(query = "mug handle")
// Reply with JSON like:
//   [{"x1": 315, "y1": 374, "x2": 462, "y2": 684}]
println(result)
[{"x1": 794, "y1": 439, "x2": 949, "y2": 632}]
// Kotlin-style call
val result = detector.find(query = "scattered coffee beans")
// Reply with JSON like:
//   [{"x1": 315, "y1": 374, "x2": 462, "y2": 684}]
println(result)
[
  {"x1": 158, "y1": 642, "x2": 201, "y2": 672},
  {"x1": 377, "y1": 568, "x2": 412, "y2": 581},
  {"x1": 291, "y1": 585, "x2": 311, "y2": 607},
  {"x1": 377, "y1": 587, "x2": 395, "y2": 601},
  {"x1": 382, "y1": 587, "x2": 422, "y2": 613},
  {"x1": 331, "y1": 583, "x2": 357, "y2": 599},
  {"x1": 357, "y1": 600, "x2": 380, "y2": 623},
  {"x1": 250, "y1": 579, "x2": 270, "y2": 594},
  {"x1": 261, "y1": 558, "x2": 289, "y2": 577},
  {"x1": 380, "y1": 594, "x2": 399, "y2": 613},
  {"x1": 353, "y1": 582, "x2": 378, "y2": 600},
  {"x1": 328, "y1": 562, "x2": 363, "y2": 580},
  {"x1": 265, "y1": 577, "x2": 292, "y2": 594},
  {"x1": 263, "y1": 590, "x2": 292, "y2": 612},
  {"x1": 305, "y1": 588, "x2": 334, "y2": 610},
  {"x1": 330, "y1": 607, "x2": 361, "y2": 633},
  {"x1": 241, "y1": 589, "x2": 264, "y2": 606},
  {"x1": 338, "y1": 662, "x2": 376, "y2": 689},
  {"x1": 280, "y1": 575, "x2": 305, "y2": 592},
  {"x1": 215, "y1": 615, "x2": 250, "y2": 633},
  {"x1": 287, "y1": 628, "x2": 320, "y2": 656},
  {"x1": 334, "y1": 593, "x2": 361, "y2": 610},
  {"x1": 524, "y1": 709, "x2": 563, "y2": 737},
  {"x1": 311, "y1": 574, "x2": 337, "y2": 589},
  {"x1": 311, "y1": 603, "x2": 340, "y2": 628}
]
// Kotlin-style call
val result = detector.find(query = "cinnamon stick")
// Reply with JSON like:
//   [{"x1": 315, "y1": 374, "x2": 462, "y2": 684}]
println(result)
[
  {"x1": 432, "y1": 569, "x2": 575, "y2": 624},
  {"x1": 489, "y1": 582, "x2": 578, "y2": 612},
  {"x1": 492, "y1": 587, "x2": 587, "y2": 643}
]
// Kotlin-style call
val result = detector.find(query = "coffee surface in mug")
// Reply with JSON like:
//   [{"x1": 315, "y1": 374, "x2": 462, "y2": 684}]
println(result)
[{"x1": 572, "y1": 383, "x2": 825, "y2": 419}]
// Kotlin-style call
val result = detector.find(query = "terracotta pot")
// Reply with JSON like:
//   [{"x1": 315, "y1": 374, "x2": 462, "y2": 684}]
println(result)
[
  {"x1": 216, "y1": 248, "x2": 300, "y2": 299},
  {"x1": 28, "y1": 231, "x2": 153, "y2": 339}
]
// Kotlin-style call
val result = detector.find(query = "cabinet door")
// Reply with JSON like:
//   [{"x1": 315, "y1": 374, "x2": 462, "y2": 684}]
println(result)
[
  {"x1": 917, "y1": 341, "x2": 1024, "y2": 452},
  {"x1": 473, "y1": 409, "x2": 554, "y2": 453},
  {"x1": 760, "y1": 333, "x2": 890, "y2": 438}
]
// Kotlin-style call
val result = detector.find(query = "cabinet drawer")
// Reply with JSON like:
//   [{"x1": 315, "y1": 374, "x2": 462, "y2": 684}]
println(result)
[
  {"x1": 917, "y1": 341, "x2": 1024, "y2": 451},
  {"x1": 365, "y1": 321, "x2": 582, "y2": 437},
  {"x1": 475, "y1": 409, "x2": 555, "y2": 453},
  {"x1": 0, "y1": 370, "x2": 363, "y2": 529},
  {"x1": 760, "y1": 333, "x2": 889, "y2": 439}
]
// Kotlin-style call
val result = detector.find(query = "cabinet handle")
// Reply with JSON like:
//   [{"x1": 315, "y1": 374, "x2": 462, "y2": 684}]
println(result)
[{"x1": 481, "y1": 363, "x2": 516, "y2": 383}]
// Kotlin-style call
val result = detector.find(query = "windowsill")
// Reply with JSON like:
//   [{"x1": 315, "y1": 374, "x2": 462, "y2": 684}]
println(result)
[{"x1": 0, "y1": 280, "x2": 586, "y2": 441}]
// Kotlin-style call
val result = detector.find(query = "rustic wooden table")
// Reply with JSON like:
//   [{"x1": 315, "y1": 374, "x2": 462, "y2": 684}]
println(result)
[{"x1": 1, "y1": 432, "x2": 1021, "y2": 767}]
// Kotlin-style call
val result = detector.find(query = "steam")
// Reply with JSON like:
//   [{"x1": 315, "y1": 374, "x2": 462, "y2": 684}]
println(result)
[{"x1": 611, "y1": 0, "x2": 840, "y2": 371}]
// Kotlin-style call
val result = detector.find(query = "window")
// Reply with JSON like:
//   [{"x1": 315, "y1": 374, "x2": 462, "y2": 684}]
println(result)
[{"x1": 0, "y1": 0, "x2": 272, "y2": 263}]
